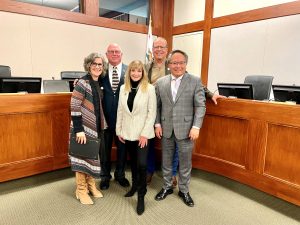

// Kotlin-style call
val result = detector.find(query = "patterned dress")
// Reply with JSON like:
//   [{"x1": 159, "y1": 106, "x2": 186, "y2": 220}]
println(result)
[{"x1": 69, "y1": 74, "x2": 105, "y2": 178}]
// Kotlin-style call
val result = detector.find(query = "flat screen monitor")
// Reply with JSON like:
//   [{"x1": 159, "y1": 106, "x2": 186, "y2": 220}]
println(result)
[
  {"x1": 0, "y1": 77, "x2": 42, "y2": 93},
  {"x1": 217, "y1": 83, "x2": 253, "y2": 99},
  {"x1": 43, "y1": 80, "x2": 70, "y2": 93},
  {"x1": 272, "y1": 85, "x2": 300, "y2": 104}
]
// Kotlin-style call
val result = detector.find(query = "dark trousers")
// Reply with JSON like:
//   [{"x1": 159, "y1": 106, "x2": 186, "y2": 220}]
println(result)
[
  {"x1": 126, "y1": 140, "x2": 148, "y2": 197},
  {"x1": 100, "y1": 129, "x2": 127, "y2": 181},
  {"x1": 147, "y1": 138, "x2": 155, "y2": 174}
]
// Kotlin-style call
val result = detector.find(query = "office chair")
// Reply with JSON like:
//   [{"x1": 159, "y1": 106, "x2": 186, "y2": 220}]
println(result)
[
  {"x1": 0, "y1": 65, "x2": 12, "y2": 77},
  {"x1": 60, "y1": 71, "x2": 86, "y2": 92},
  {"x1": 244, "y1": 75, "x2": 274, "y2": 100},
  {"x1": 60, "y1": 71, "x2": 86, "y2": 79}
]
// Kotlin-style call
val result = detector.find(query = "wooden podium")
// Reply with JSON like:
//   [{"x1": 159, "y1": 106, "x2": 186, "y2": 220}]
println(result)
[{"x1": 0, "y1": 93, "x2": 71, "y2": 182}]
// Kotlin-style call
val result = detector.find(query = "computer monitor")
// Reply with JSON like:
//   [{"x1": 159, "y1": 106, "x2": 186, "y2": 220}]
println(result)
[
  {"x1": 217, "y1": 83, "x2": 253, "y2": 99},
  {"x1": 43, "y1": 80, "x2": 70, "y2": 93},
  {"x1": 272, "y1": 85, "x2": 300, "y2": 104},
  {"x1": 0, "y1": 77, "x2": 42, "y2": 93}
]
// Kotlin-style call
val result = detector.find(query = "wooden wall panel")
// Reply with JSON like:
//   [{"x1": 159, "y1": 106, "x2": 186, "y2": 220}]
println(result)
[
  {"x1": 52, "y1": 109, "x2": 70, "y2": 157},
  {"x1": 197, "y1": 115, "x2": 248, "y2": 167},
  {"x1": 0, "y1": 94, "x2": 71, "y2": 182},
  {"x1": 0, "y1": 112, "x2": 52, "y2": 164},
  {"x1": 194, "y1": 100, "x2": 300, "y2": 206},
  {"x1": 246, "y1": 120, "x2": 268, "y2": 173},
  {"x1": 264, "y1": 124, "x2": 300, "y2": 186}
]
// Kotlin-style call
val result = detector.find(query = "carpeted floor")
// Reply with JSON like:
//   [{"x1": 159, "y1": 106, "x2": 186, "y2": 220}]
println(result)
[{"x1": 0, "y1": 168, "x2": 299, "y2": 225}]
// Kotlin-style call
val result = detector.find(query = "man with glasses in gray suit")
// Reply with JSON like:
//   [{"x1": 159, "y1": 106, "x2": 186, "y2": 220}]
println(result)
[{"x1": 154, "y1": 49, "x2": 206, "y2": 207}]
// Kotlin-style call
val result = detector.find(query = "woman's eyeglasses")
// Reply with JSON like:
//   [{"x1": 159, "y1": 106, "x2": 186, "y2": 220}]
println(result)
[{"x1": 91, "y1": 62, "x2": 103, "y2": 67}]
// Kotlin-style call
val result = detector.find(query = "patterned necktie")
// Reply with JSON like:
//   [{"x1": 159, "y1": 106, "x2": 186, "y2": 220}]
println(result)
[{"x1": 111, "y1": 67, "x2": 119, "y2": 92}]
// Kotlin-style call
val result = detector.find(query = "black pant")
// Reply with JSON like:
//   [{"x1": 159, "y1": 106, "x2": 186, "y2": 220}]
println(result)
[
  {"x1": 100, "y1": 129, "x2": 127, "y2": 181},
  {"x1": 126, "y1": 140, "x2": 148, "y2": 197}
]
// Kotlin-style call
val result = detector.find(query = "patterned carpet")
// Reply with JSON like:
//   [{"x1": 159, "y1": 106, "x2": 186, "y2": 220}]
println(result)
[{"x1": 0, "y1": 168, "x2": 299, "y2": 225}]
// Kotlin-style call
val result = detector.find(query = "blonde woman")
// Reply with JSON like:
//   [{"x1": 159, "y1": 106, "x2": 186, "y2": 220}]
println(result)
[{"x1": 116, "y1": 60, "x2": 156, "y2": 215}]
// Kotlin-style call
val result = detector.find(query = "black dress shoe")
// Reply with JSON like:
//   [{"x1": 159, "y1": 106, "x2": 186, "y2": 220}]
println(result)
[
  {"x1": 155, "y1": 188, "x2": 173, "y2": 201},
  {"x1": 100, "y1": 180, "x2": 110, "y2": 190},
  {"x1": 124, "y1": 187, "x2": 137, "y2": 197},
  {"x1": 178, "y1": 191, "x2": 194, "y2": 207},
  {"x1": 116, "y1": 178, "x2": 130, "y2": 187}
]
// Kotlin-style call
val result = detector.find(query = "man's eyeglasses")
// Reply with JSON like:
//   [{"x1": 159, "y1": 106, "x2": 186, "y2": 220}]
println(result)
[
  {"x1": 153, "y1": 46, "x2": 167, "y2": 50},
  {"x1": 169, "y1": 61, "x2": 186, "y2": 66},
  {"x1": 107, "y1": 50, "x2": 121, "y2": 55},
  {"x1": 91, "y1": 62, "x2": 103, "y2": 67}
]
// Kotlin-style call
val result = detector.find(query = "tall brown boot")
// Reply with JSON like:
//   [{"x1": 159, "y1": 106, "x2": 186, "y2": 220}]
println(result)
[
  {"x1": 86, "y1": 175, "x2": 103, "y2": 198},
  {"x1": 75, "y1": 172, "x2": 94, "y2": 205}
]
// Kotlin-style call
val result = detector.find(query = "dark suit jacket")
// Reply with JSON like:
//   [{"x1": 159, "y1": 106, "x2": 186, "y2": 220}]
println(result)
[{"x1": 101, "y1": 63, "x2": 127, "y2": 131}]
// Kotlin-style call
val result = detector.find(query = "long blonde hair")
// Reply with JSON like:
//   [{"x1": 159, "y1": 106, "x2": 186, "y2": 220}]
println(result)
[{"x1": 124, "y1": 60, "x2": 149, "y2": 92}]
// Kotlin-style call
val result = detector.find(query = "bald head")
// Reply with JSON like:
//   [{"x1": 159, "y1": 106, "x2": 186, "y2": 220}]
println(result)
[
  {"x1": 152, "y1": 37, "x2": 168, "y2": 63},
  {"x1": 106, "y1": 43, "x2": 123, "y2": 66}
]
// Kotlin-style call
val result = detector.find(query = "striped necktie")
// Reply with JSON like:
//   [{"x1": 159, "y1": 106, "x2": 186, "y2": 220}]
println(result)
[{"x1": 111, "y1": 67, "x2": 119, "y2": 92}]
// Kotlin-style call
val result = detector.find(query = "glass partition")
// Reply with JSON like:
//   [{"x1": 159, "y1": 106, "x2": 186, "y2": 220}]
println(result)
[
  {"x1": 99, "y1": 0, "x2": 149, "y2": 25},
  {"x1": 14, "y1": 0, "x2": 82, "y2": 12}
]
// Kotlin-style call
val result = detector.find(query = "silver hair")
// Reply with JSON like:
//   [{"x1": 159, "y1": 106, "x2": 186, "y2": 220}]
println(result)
[{"x1": 83, "y1": 52, "x2": 107, "y2": 75}]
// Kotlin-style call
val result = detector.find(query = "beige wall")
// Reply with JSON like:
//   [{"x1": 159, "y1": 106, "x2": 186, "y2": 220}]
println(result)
[
  {"x1": 172, "y1": 1, "x2": 299, "y2": 94},
  {"x1": 174, "y1": 0, "x2": 205, "y2": 26},
  {"x1": 214, "y1": 0, "x2": 295, "y2": 17},
  {"x1": 0, "y1": 11, "x2": 147, "y2": 80},
  {"x1": 208, "y1": 14, "x2": 300, "y2": 93},
  {"x1": 172, "y1": 32, "x2": 203, "y2": 77}
]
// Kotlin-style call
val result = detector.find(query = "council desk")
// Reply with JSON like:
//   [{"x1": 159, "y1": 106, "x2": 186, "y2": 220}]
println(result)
[
  {"x1": 195, "y1": 98, "x2": 300, "y2": 206},
  {"x1": 0, "y1": 94, "x2": 299, "y2": 206}
]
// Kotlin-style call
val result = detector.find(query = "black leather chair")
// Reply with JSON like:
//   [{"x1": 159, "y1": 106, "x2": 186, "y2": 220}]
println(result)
[
  {"x1": 60, "y1": 71, "x2": 86, "y2": 92},
  {"x1": 60, "y1": 71, "x2": 86, "y2": 79},
  {"x1": 244, "y1": 75, "x2": 274, "y2": 100},
  {"x1": 0, "y1": 65, "x2": 11, "y2": 77}
]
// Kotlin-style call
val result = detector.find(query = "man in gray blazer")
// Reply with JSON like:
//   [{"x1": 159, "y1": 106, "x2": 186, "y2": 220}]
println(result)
[{"x1": 154, "y1": 49, "x2": 206, "y2": 207}]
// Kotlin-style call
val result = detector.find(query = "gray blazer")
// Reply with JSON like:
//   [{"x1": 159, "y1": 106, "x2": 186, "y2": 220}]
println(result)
[{"x1": 155, "y1": 73, "x2": 206, "y2": 140}]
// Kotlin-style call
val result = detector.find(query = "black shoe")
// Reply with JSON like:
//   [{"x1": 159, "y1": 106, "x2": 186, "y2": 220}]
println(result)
[
  {"x1": 137, "y1": 196, "x2": 145, "y2": 215},
  {"x1": 155, "y1": 188, "x2": 173, "y2": 201},
  {"x1": 100, "y1": 180, "x2": 110, "y2": 190},
  {"x1": 116, "y1": 178, "x2": 130, "y2": 187},
  {"x1": 124, "y1": 188, "x2": 137, "y2": 197},
  {"x1": 178, "y1": 191, "x2": 194, "y2": 207}
]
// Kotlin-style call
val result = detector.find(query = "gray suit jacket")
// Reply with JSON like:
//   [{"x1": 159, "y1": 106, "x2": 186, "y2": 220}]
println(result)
[{"x1": 155, "y1": 73, "x2": 206, "y2": 140}]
